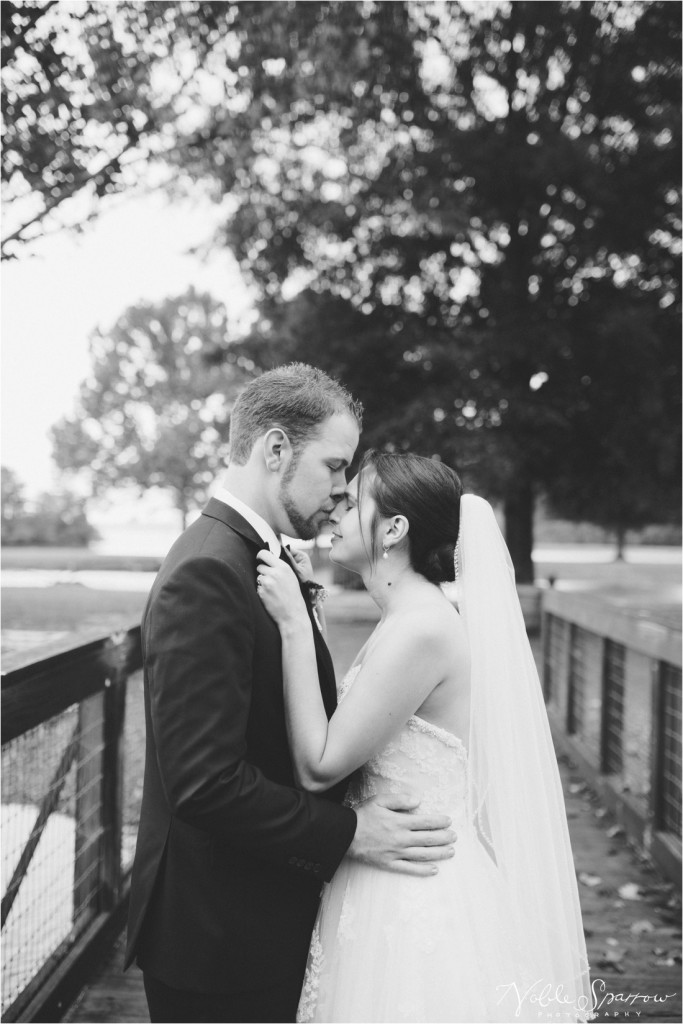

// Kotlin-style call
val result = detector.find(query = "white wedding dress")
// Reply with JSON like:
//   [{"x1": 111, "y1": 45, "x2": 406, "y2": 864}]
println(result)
[{"x1": 296, "y1": 665, "x2": 543, "y2": 1024}]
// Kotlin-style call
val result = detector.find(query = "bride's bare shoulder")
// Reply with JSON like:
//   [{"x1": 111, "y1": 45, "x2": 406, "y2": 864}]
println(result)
[{"x1": 390, "y1": 593, "x2": 466, "y2": 650}]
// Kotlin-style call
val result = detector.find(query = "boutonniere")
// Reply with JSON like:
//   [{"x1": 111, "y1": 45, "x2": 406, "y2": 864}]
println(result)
[{"x1": 304, "y1": 581, "x2": 329, "y2": 607}]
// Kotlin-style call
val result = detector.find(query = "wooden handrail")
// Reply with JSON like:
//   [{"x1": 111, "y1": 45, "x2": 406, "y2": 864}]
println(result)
[{"x1": 2, "y1": 627, "x2": 142, "y2": 743}]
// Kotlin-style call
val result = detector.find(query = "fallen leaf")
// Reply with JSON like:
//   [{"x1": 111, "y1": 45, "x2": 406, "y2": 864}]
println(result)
[
  {"x1": 579, "y1": 872, "x2": 603, "y2": 888},
  {"x1": 595, "y1": 949, "x2": 626, "y2": 973},
  {"x1": 631, "y1": 919, "x2": 655, "y2": 935},
  {"x1": 606, "y1": 824, "x2": 624, "y2": 838},
  {"x1": 569, "y1": 782, "x2": 586, "y2": 794},
  {"x1": 618, "y1": 882, "x2": 642, "y2": 900},
  {"x1": 606, "y1": 937, "x2": 620, "y2": 947},
  {"x1": 594, "y1": 807, "x2": 608, "y2": 819}
]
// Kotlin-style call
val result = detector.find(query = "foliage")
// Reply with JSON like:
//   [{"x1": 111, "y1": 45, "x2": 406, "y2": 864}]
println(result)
[
  {"x1": 2, "y1": 0, "x2": 230, "y2": 255},
  {"x1": 226, "y1": 0, "x2": 681, "y2": 578},
  {"x1": 1, "y1": 465, "x2": 26, "y2": 525},
  {"x1": 1, "y1": 466, "x2": 99, "y2": 546},
  {"x1": 544, "y1": 293, "x2": 681, "y2": 552},
  {"x1": 4, "y1": 1, "x2": 681, "y2": 577},
  {"x1": 51, "y1": 289, "x2": 253, "y2": 526}
]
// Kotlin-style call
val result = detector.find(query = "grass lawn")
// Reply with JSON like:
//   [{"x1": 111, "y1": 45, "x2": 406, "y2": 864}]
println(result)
[
  {"x1": 1, "y1": 580, "x2": 372, "y2": 676},
  {"x1": 1, "y1": 547, "x2": 161, "y2": 572},
  {"x1": 1, "y1": 585, "x2": 148, "y2": 638}
]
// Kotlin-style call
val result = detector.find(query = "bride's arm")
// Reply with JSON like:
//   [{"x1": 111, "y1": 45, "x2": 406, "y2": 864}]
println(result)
[{"x1": 257, "y1": 551, "x2": 461, "y2": 792}]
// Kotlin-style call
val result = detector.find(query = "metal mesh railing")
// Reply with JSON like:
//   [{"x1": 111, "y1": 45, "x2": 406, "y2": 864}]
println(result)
[
  {"x1": 602, "y1": 640, "x2": 625, "y2": 775},
  {"x1": 543, "y1": 613, "x2": 565, "y2": 702},
  {"x1": 567, "y1": 624, "x2": 590, "y2": 737},
  {"x1": 1, "y1": 627, "x2": 142, "y2": 1022},
  {"x1": 658, "y1": 662, "x2": 682, "y2": 836},
  {"x1": 2, "y1": 710, "x2": 77, "y2": 1013}
]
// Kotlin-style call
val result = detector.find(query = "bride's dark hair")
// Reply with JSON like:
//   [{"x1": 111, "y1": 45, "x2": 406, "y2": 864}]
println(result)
[{"x1": 359, "y1": 450, "x2": 463, "y2": 584}]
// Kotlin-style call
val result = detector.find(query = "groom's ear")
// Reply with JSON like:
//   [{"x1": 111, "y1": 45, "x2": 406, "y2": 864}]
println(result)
[{"x1": 262, "y1": 428, "x2": 292, "y2": 473}]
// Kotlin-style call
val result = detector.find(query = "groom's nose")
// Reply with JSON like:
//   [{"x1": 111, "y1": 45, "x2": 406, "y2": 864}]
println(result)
[
  {"x1": 329, "y1": 483, "x2": 345, "y2": 506},
  {"x1": 331, "y1": 469, "x2": 347, "y2": 493}
]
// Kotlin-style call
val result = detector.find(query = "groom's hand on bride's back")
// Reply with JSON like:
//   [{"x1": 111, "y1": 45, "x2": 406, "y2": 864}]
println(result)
[{"x1": 349, "y1": 793, "x2": 456, "y2": 876}]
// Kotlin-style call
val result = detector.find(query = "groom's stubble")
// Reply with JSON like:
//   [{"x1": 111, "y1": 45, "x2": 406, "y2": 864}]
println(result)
[{"x1": 279, "y1": 457, "x2": 326, "y2": 541}]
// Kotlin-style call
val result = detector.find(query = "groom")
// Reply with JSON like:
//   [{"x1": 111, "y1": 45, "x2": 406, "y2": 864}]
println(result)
[{"x1": 125, "y1": 364, "x2": 456, "y2": 1023}]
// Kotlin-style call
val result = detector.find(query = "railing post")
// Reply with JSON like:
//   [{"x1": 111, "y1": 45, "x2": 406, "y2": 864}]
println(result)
[
  {"x1": 74, "y1": 692, "x2": 105, "y2": 927},
  {"x1": 650, "y1": 659, "x2": 663, "y2": 832},
  {"x1": 101, "y1": 670, "x2": 128, "y2": 908}
]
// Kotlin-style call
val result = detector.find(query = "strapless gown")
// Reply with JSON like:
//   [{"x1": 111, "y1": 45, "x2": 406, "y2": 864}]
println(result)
[{"x1": 296, "y1": 665, "x2": 550, "y2": 1023}]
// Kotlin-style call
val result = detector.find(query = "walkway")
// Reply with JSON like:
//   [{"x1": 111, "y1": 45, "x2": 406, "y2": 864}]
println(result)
[
  {"x1": 66, "y1": 747, "x2": 681, "y2": 1023},
  {"x1": 64, "y1": 591, "x2": 681, "y2": 1023}
]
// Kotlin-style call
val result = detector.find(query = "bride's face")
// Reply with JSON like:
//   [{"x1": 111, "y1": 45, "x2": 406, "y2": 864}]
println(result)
[{"x1": 328, "y1": 473, "x2": 377, "y2": 573}]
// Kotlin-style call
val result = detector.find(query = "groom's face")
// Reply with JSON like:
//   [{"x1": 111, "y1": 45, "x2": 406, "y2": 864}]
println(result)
[{"x1": 277, "y1": 412, "x2": 360, "y2": 540}]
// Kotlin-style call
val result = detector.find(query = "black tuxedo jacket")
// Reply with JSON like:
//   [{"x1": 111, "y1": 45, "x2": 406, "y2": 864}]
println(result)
[{"x1": 125, "y1": 499, "x2": 357, "y2": 993}]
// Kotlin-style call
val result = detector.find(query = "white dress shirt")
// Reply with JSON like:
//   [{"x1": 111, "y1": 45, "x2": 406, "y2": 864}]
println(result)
[
  {"x1": 212, "y1": 488, "x2": 324, "y2": 632},
  {"x1": 213, "y1": 487, "x2": 282, "y2": 556}
]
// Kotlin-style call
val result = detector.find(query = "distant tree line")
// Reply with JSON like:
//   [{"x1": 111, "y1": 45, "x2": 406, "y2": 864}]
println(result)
[
  {"x1": 1, "y1": 467, "x2": 98, "y2": 547},
  {"x1": 4, "y1": 1, "x2": 680, "y2": 577}
]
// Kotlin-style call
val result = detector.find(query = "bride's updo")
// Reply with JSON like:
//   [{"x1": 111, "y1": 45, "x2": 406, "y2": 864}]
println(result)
[{"x1": 359, "y1": 450, "x2": 463, "y2": 584}]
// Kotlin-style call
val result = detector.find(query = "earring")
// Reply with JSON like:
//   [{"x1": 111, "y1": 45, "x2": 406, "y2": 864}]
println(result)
[{"x1": 382, "y1": 544, "x2": 389, "y2": 560}]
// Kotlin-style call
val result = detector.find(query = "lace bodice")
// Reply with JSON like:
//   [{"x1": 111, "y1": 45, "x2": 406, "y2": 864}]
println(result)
[{"x1": 338, "y1": 666, "x2": 471, "y2": 831}]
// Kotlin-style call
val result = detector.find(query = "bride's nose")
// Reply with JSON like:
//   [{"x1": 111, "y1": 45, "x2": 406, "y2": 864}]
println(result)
[{"x1": 329, "y1": 500, "x2": 343, "y2": 525}]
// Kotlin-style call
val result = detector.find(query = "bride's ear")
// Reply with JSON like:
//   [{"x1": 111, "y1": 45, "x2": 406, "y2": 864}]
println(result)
[{"x1": 383, "y1": 515, "x2": 409, "y2": 551}]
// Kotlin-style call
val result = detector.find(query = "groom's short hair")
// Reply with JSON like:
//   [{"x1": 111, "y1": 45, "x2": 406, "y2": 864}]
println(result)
[{"x1": 228, "y1": 363, "x2": 363, "y2": 465}]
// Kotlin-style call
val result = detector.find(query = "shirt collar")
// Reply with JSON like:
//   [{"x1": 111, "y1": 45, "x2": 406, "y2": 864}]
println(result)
[{"x1": 213, "y1": 487, "x2": 282, "y2": 556}]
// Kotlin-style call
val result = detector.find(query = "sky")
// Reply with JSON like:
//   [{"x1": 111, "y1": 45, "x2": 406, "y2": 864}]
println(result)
[{"x1": 2, "y1": 191, "x2": 254, "y2": 519}]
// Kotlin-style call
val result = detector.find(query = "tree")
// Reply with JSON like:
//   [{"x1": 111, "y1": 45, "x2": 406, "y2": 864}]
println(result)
[
  {"x1": 51, "y1": 289, "x2": 253, "y2": 527},
  {"x1": 224, "y1": 1, "x2": 681, "y2": 578},
  {"x1": 6, "y1": 1, "x2": 681, "y2": 577},
  {"x1": 544, "y1": 293, "x2": 681, "y2": 558},
  {"x1": 1, "y1": 466, "x2": 98, "y2": 546},
  {"x1": 1, "y1": 466, "x2": 27, "y2": 536},
  {"x1": 2, "y1": 1, "x2": 235, "y2": 256}
]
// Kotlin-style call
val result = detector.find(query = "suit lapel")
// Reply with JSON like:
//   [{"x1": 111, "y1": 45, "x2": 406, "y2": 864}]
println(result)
[
  {"x1": 280, "y1": 547, "x2": 337, "y2": 717},
  {"x1": 202, "y1": 497, "x2": 265, "y2": 550},
  {"x1": 204, "y1": 499, "x2": 338, "y2": 716}
]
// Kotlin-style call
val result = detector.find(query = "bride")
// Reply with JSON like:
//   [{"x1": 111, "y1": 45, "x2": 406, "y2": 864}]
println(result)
[{"x1": 256, "y1": 450, "x2": 592, "y2": 1023}]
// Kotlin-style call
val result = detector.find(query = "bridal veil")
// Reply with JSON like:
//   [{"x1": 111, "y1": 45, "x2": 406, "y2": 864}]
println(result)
[{"x1": 457, "y1": 494, "x2": 592, "y2": 1022}]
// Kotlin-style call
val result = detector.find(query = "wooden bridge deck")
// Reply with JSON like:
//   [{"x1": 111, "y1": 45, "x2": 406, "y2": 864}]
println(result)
[
  {"x1": 64, "y1": 754, "x2": 681, "y2": 1024},
  {"x1": 64, "y1": 934, "x2": 147, "y2": 1024}
]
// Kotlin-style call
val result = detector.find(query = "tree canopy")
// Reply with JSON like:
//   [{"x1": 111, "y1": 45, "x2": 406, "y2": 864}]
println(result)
[
  {"x1": 227, "y1": 0, "x2": 681, "y2": 576},
  {"x1": 5, "y1": 0, "x2": 680, "y2": 578},
  {"x1": 51, "y1": 289, "x2": 253, "y2": 526}
]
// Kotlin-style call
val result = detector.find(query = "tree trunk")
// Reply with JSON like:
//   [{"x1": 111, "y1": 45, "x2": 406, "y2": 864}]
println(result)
[
  {"x1": 177, "y1": 493, "x2": 188, "y2": 532},
  {"x1": 504, "y1": 479, "x2": 535, "y2": 584},
  {"x1": 615, "y1": 524, "x2": 626, "y2": 561}
]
